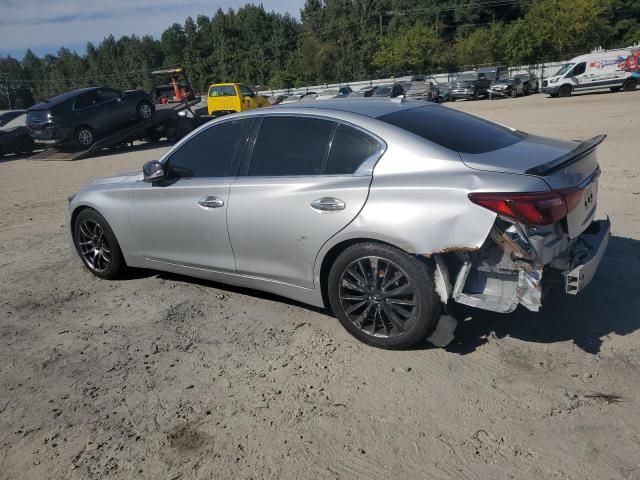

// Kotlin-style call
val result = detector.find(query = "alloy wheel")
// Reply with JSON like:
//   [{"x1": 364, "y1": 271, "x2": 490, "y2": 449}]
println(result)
[
  {"x1": 339, "y1": 256, "x2": 418, "y2": 338},
  {"x1": 139, "y1": 103, "x2": 152, "y2": 119},
  {"x1": 77, "y1": 219, "x2": 112, "y2": 272},
  {"x1": 77, "y1": 129, "x2": 93, "y2": 147}
]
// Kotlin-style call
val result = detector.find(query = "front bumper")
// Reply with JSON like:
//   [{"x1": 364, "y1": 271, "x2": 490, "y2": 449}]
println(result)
[
  {"x1": 561, "y1": 218, "x2": 610, "y2": 294},
  {"x1": 488, "y1": 89, "x2": 510, "y2": 98},
  {"x1": 542, "y1": 85, "x2": 560, "y2": 95},
  {"x1": 451, "y1": 88, "x2": 475, "y2": 99}
]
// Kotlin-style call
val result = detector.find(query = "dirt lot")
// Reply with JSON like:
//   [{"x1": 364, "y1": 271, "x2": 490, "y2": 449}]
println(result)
[{"x1": 1, "y1": 91, "x2": 639, "y2": 480}]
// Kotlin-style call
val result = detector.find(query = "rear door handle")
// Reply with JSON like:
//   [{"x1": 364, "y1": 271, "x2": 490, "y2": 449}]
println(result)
[
  {"x1": 198, "y1": 196, "x2": 225, "y2": 209},
  {"x1": 310, "y1": 197, "x2": 346, "y2": 212}
]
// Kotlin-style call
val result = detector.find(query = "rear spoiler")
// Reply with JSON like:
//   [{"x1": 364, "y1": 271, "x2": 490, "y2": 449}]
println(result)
[{"x1": 526, "y1": 134, "x2": 606, "y2": 176}]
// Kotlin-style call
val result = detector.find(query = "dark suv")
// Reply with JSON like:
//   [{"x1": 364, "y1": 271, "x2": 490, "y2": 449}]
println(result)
[
  {"x1": 27, "y1": 87, "x2": 154, "y2": 149},
  {"x1": 449, "y1": 72, "x2": 491, "y2": 101}
]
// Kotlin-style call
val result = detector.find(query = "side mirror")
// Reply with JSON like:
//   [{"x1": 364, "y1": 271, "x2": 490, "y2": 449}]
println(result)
[{"x1": 143, "y1": 160, "x2": 165, "y2": 182}]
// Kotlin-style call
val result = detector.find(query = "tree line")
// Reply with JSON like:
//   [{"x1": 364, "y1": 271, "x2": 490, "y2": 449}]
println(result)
[{"x1": 1, "y1": 0, "x2": 638, "y2": 108}]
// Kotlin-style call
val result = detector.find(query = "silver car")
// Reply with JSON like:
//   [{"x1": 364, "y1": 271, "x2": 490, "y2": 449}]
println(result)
[{"x1": 68, "y1": 100, "x2": 610, "y2": 349}]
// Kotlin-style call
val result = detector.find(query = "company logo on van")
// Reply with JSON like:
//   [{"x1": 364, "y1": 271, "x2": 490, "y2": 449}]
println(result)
[{"x1": 589, "y1": 57, "x2": 625, "y2": 69}]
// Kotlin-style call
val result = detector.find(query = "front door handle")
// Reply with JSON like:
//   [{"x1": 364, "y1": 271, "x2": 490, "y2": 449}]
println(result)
[
  {"x1": 310, "y1": 197, "x2": 346, "y2": 212},
  {"x1": 198, "y1": 196, "x2": 225, "y2": 209}
]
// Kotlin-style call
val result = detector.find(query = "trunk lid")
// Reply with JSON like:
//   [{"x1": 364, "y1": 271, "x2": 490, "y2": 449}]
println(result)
[{"x1": 461, "y1": 134, "x2": 604, "y2": 238}]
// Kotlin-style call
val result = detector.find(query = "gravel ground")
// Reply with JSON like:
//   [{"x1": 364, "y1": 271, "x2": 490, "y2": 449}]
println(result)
[{"x1": 1, "y1": 90, "x2": 639, "y2": 480}]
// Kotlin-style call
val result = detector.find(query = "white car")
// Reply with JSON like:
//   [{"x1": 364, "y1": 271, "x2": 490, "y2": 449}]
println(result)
[{"x1": 542, "y1": 47, "x2": 639, "y2": 97}]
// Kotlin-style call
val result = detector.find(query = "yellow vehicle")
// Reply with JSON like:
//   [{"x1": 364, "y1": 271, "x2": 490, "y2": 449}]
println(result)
[{"x1": 207, "y1": 83, "x2": 269, "y2": 115}]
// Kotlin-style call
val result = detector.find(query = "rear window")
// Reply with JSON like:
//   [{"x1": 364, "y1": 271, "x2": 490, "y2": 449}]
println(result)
[
  {"x1": 378, "y1": 106, "x2": 524, "y2": 154},
  {"x1": 208, "y1": 85, "x2": 236, "y2": 97}
]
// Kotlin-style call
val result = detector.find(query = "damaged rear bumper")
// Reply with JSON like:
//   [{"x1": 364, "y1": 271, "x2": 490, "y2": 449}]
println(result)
[
  {"x1": 558, "y1": 218, "x2": 610, "y2": 294},
  {"x1": 449, "y1": 218, "x2": 610, "y2": 314}
]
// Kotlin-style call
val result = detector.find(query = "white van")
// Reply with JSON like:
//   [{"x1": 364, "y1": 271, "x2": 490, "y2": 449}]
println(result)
[{"x1": 542, "y1": 47, "x2": 639, "y2": 97}]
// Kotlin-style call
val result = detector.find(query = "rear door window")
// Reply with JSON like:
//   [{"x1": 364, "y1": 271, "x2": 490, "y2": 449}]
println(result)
[
  {"x1": 74, "y1": 91, "x2": 99, "y2": 110},
  {"x1": 167, "y1": 119, "x2": 252, "y2": 178},
  {"x1": 378, "y1": 105, "x2": 524, "y2": 154},
  {"x1": 248, "y1": 116, "x2": 335, "y2": 176},
  {"x1": 97, "y1": 89, "x2": 121, "y2": 103},
  {"x1": 325, "y1": 125, "x2": 381, "y2": 175}
]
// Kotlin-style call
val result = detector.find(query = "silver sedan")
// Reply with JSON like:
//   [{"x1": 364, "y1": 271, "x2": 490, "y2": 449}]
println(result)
[{"x1": 68, "y1": 99, "x2": 610, "y2": 349}]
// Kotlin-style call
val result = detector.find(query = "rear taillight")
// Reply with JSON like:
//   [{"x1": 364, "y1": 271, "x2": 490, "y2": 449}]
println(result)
[{"x1": 468, "y1": 188, "x2": 582, "y2": 226}]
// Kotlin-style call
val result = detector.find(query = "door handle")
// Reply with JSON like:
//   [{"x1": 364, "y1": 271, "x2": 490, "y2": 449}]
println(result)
[
  {"x1": 310, "y1": 197, "x2": 346, "y2": 212},
  {"x1": 198, "y1": 196, "x2": 225, "y2": 209}
]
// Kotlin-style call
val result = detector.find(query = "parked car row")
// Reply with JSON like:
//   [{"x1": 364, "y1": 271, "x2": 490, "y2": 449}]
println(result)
[{"x1": 270, "y1": 68, "x2": 541, "y2": 106}]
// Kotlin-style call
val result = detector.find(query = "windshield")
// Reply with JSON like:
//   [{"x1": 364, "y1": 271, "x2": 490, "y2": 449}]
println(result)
[
  {"x1": 555, "y1": 63, "x2": 575, "y2": 76},
  {"x1": 454, "y1": 73, "x2": 476, "y2": 81},
  {"x1": 208, "y1": 85, "x2": 236, "y2": 97}
]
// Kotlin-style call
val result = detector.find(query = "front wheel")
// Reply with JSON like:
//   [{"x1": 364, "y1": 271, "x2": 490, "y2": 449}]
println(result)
[
  {"x1": 73, "y1": 209, "x2": 127, "y2": 280},
  {"x1": 558, "y1": 85, "x2": 572, "y2": 97},
  {"x1": 327, "y1": 242, "x2": 440, "y2": 349}
]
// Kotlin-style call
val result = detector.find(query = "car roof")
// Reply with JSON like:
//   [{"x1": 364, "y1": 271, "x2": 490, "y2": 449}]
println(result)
[
  {"x1": 268, "y1": 98, "x2": 428, "y2": 118},
  {"x1": 28, "y1": 87, "x2": 100, "y2": 110}
]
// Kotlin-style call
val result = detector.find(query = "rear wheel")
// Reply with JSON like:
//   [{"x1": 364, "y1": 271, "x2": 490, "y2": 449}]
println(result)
[
  {"x1": 558, "y1": 85, "x2": 572, "y2": 97},
  {"x1": 73, "y1": 209, "x2": 126, "y2": 280},
  {"x1": 136, "y1": 100, "x2": 154, "y2": 120},
  {"x1": 327, "y1": 242, "x2": 440, "y2": 349},
  {"x1": 622, "y1": 78, "x2": 637, "y2": 92},
  {"x1": 73, "y1": 126, "x2": 95, "y2": 150}
]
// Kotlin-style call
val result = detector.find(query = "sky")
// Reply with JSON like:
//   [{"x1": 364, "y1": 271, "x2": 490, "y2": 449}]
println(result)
[{"x1": 0, "y1": 0, "x2": 305, "y2": 58}]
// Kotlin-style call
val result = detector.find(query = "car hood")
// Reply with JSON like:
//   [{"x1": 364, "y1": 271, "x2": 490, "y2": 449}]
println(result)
[{"x1": 87, "y1": 170, "x2": 141, "y2": 186}]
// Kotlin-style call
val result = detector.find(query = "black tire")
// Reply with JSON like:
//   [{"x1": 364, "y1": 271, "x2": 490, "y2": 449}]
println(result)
[
  {"x1": 73, "y1": 209, "x2": 127, "y2": 280},
  {"x1": 622, "y1": 78, "x2": 637, "y2": 92},
  {"x1": 327, "y1": 242, "x2": 440, "y2": 349},
  {"x1": 136, "y1": 100, "x2": 154, "y2": 120},
  {"x1": 511, "y1": 89, "x2": 518, "y2": 98},
  {"x1": 449, "y1": 97, "x2": 456, "y2": 102},
  {"x1": 73, "y1": 125, "x2": 95, "y2": 150},
  {"x1": 558, "y1": 84, "x2": 572, "y2": 97}
]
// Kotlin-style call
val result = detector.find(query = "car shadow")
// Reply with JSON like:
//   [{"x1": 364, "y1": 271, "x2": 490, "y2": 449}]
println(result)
[
  {"x1": 446, "y1": 234, "x2": 640, "y2": 355},
  {"x1": 119, "y1": 235, "x2": 638, "y2": 354},
  {"x1": 128, "y1": 268, "x2": 328, "y2": 315}
]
